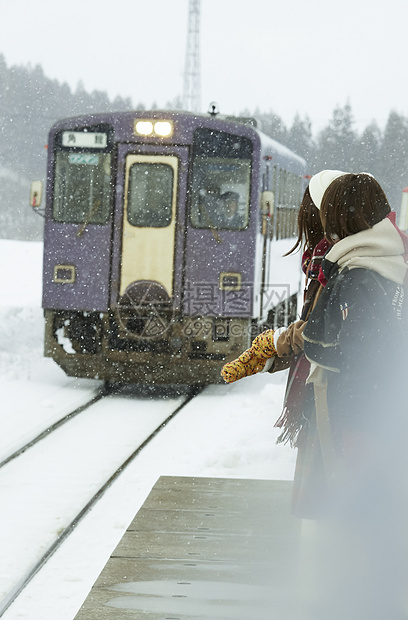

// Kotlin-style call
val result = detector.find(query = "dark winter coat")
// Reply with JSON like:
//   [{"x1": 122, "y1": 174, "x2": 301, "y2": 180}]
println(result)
[{"x1": 304, "y1": 215, "x2": 408, "y2": 447}]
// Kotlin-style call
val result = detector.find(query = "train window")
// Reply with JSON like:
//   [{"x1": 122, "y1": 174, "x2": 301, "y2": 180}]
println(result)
[
  {"x1": 127, "y1": 162, "x2": 174, "y2": 228},
  {"x1": 53, "y1": 151, "x2": 111, "y2": 224},
  {"x1": 190, "y1": 128, "x2": 252, "y2": 231},
  {"x1": 190, "y1": 157, "x2": 251, "y2": 230},
  {"x1": 274, "y1": 169, "x2": 301, "y2": 240}
]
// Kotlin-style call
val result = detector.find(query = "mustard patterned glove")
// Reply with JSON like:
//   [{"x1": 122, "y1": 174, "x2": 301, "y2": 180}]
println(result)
[
  {"x1": 221, "y1": 349, "x2": 267, "y2": 383},
  {"x1": 251, "y1": 329, "x2": 277, "y2": 359},
  {"x1": 221, "y1": 329, "x2": 277, "y2": 383}
]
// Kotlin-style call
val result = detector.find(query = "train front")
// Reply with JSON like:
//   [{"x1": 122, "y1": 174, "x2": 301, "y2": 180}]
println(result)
[{"x1": 42, "y1": 112, "x2": 269, "y2": 385}]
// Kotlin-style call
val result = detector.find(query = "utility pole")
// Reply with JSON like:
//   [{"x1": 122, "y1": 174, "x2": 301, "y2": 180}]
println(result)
[{"x1": 183, "y1": 0, "x2": 201, "y2": 112}]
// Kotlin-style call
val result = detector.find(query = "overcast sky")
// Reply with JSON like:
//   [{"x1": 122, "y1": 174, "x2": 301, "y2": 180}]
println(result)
[{"x1": 1, "y1": 0, "x2": 407, "y2": 134}]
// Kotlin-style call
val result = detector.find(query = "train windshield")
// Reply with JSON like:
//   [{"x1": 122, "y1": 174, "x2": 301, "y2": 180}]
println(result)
[
  {"x1": 127, "y1": 162, "x2": 174, "y2": 227},
  {"x1": 190, "y1": 128, "x2": 252, "y2": 231},
  {"x1": 53, "y1": 151, "x2": 111, "y2": 224}
]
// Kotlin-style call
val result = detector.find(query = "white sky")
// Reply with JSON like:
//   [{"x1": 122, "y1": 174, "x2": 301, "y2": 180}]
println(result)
[{"x1": 1, "y1": 0, "x2": 407, "y2": 134}]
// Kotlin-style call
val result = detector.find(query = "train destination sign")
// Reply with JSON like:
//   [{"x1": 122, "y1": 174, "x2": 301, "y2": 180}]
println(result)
[{"x1": 61, "y1": 131, "x2": 108, "y2": 148}]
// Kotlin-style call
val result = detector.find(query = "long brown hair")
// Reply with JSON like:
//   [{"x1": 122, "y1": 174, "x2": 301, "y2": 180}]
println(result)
[
  {"x1": 320, "y1": 173, "x2": 391, "y2": 243},
  {"x1": 285, "y1": 186, "x2": 324, "y2": 255}
]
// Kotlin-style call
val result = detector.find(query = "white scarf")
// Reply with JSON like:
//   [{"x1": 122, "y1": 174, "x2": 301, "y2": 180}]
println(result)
[{"x1": 325, "y1": 216, "x2": 407, "y2": 286}]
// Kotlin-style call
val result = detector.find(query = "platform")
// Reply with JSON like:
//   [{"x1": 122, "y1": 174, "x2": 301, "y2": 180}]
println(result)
[{"x1": 74, "y1": 476, "x2": 301, "y2": 619}]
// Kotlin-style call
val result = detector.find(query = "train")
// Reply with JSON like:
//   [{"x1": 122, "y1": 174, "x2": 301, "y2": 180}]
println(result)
[{"x1": 31, "y1": 109, "x2": 306, "y2": 385}]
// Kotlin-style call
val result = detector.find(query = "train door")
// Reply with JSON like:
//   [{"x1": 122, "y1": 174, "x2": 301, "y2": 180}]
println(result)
[{"x1": 112, "y1": 144, "x2": 189, "y2": 312}]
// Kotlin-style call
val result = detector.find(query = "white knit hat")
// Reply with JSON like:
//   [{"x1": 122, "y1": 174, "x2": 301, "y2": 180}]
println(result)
[{"x1": 309, "y1": 169, "x2": 346, "y2": 209}]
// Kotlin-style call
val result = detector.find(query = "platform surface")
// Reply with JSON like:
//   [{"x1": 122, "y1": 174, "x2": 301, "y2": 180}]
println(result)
[{"x1": 74, "y1": 476, "x2": 301, "y2": 620}]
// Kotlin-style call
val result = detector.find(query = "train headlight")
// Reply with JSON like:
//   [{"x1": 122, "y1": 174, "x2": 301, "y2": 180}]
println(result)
[
  {"x1": 134, "y1": 120, "x2": 174, "y2": 138},
  {"x1": 135, "y1": 121, "x2": 154, "y2": 136},
  {"x1": 154, "y1": 121, "x2": 173, "y2": 137}
]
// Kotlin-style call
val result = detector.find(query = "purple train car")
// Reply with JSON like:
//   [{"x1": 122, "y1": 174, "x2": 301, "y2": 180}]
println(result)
[{"x1": 39, "y1": 110, "x2": 306, "y2": 385}]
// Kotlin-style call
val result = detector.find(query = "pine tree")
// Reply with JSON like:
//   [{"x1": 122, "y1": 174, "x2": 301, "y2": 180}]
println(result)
[
  {"x1": 252, "y1": 108, "x2": 288, "y2": 145},
  {"x1": 286, "y1": 114, "x2": 315, "y2": 171},
  {"x1": 315, "y1": 102, "x2": 357, "y2": 172},
  {"x1": 357, "y1": 121, "x2": 381, "y2": 178}
]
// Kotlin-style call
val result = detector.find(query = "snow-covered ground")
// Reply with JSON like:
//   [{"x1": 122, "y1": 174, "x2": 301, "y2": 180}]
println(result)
[{"x1": 0, "y1": 239, "x2": 296, "y2": 620}]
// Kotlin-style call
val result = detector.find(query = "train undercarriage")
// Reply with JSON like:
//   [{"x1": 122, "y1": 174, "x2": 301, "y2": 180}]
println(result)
[{"x1": 44, "y1": 309, "x2": 257, "y2": 385}]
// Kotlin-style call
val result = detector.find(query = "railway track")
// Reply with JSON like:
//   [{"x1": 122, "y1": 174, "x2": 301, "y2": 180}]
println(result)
[
  {"x1": 0, "y1": 391, "x2": 106, "y2": 470},
  {"x1": 0, "y1": 385, "x2": 204, "y2": 617}
]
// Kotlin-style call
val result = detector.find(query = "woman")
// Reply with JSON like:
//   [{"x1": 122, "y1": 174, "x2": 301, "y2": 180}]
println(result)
[
  {"x1": 221, "y1": 171, "x2": 346, "y2": 517},
  {"x1": 302, "y1": 173, "x2": 408, "y2": 618}
]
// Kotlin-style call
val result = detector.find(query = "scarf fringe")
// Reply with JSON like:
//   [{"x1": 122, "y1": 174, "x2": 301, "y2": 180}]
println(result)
[
  {"x1": 274, "y1": 353, "x2": 312, "y2": 448},
  {"x1": 274, "y1": 405, "x2": 309, "y2": 447}
]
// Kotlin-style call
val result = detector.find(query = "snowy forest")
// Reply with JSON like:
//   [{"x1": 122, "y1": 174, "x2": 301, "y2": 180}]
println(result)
[{"x1": 1, "y1": 54, "x2": 408, "y2": 241}]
